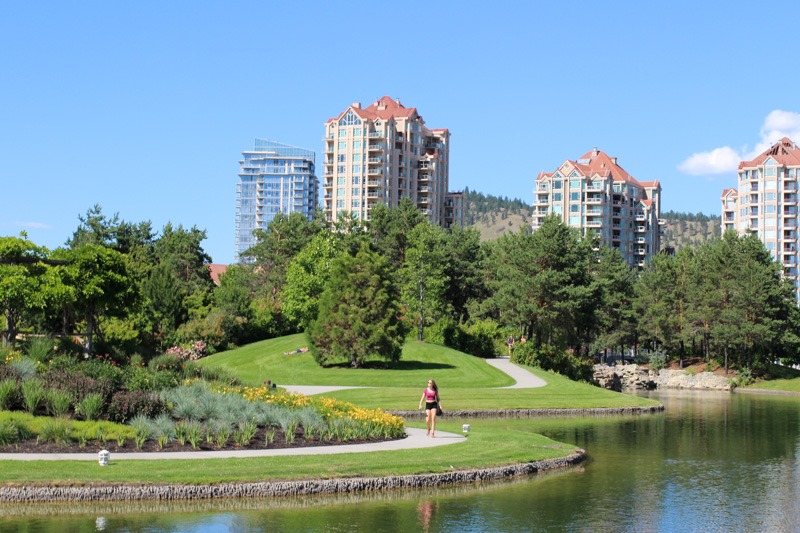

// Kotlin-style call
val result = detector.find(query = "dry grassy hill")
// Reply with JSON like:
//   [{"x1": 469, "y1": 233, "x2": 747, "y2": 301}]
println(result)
[{"x1": 464, "y1": 190, "x2": 720, "y2": 250}]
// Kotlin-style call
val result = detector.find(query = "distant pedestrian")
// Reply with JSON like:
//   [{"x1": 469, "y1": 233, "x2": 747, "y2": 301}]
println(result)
[
  {"x1": 507, "y1": 335, "x2": 515, "y2": 356},
  {"x1": 418, "y1": 379, "x2": 442, "y2": 437},
  {"x1": 520, "y1": 336, "x2": 526, "y2": 344}
]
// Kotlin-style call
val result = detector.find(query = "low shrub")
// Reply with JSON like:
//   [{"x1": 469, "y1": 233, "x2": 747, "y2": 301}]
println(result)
[
  {"x1": 21, "y1": 380, "x2": 45, "y2": 414},
  {"x1": 25, "y1": 335, "x2": 54, "y2": 363},
  {"x1": 79, "y1": 359, "x2": 125, "y2": 390},
  {"x1": 45, "y1": 389, "x2": 73, "y2": 417},
  {"x1": 512, "y1": 343, "x2": 593, "y2": 382},
  {"x1": 0, "y1": 419, "x2": 21, "y2": 446},
  {"x1": 42, "y1": 369, "x2": 115, "y2": 403},
  {"x1": 148, "y1": 353, "x2": 185, "y2": 373},
  {"x1": 108, "y1": 390, "x2": 165, "y2": 423},
  {"x1": 123, "y1": 365, "x2": 179, "y2": 392},
  {"x1": 429, "y1": 318, "x2": 500, "y2": 358},
  {"x1": 75, "y1": 393, "x2": 105, "y2": 421},
  {"x1": 0, "y1": 379, "x2": 19, "y2": 410},
  {"x1": 10, "y1": 357, "x2": 38, "y2": 381},
  {"x1": 38, "y1": 418, "x2": 73, "y2": 445}
]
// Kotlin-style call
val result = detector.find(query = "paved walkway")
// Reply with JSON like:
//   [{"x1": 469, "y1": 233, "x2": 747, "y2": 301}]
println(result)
[
  {"x1": 0, "y1": 427, "x2": 463, "y2": 461},
  {"x1": 0, "y1": 357, "x2": 544, "y2": 461}
]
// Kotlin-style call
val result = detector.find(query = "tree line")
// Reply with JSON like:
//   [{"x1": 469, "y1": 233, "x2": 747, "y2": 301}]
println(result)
[{"x1": 2, "y1": 203, "x2": 798, "y2": 374}]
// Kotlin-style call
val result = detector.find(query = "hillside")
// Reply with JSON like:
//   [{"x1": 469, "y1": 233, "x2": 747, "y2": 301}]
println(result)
[
  {"x1": 659, "y1": 211, "x2": 721, "y2": 250},
  {"x1": 463, "y1": 190, "x2": 720, "y2": 249}
]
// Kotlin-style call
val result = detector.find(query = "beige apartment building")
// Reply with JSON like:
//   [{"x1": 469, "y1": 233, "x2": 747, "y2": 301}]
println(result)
[
  {"x1": 720, "y1": 137, "x2": 800, "y2": 299},
  {"x1": 323, "y1": 96, "x2": 461, "y2": 227},
  {"x1": 533, "y1": 148, "x2": 663, "y2": 268}
]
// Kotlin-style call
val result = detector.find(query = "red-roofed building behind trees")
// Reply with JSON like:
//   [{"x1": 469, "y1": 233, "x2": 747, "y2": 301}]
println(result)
[
  {"x1": 720, "y1": 137, "x2": 800, "y2": 300},
  {"x1": 323, "y1": 96, "x2": 462, "y2": 228},
  {"x1": 533, "y1": 147, "x2": 663, "y2": 269}
]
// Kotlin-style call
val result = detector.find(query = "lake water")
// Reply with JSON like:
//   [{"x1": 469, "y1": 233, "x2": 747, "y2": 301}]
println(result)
[{"x1": 2, "y1": 390, "x2": 798, "y2": 532}]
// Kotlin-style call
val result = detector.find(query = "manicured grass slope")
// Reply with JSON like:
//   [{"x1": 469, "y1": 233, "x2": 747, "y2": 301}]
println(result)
[
  {"x1": 746, "y1": 378, "x2": 800, "y2": 392},
  {"x1": 200, "y1": 336, "x2": 659, "y2": 410},
  {"x1": 328, "y1": 368, "x2": 660, "y2": 410},
  {"x1": 199, "y1": 335, "x2": 515, "y2": 388}
]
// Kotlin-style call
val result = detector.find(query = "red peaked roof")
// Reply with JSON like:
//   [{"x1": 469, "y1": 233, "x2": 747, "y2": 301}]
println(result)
[
  {"x1": 739, "y1": 137, "x2": 800, "y2": 169},
  {"x1": 538, "y1": 148, "x2": 646, "y2": 186},
  {"x1": 208, "y1": 264, "x2": 228, "y2": 286},
  {"x1": 327, "y1": 96, "x2": 419, "y2": 124}
]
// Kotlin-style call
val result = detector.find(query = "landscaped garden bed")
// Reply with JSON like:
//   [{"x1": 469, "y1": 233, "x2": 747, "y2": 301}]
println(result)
[{"x1": 0, "y1": 339, "x2": 405, "y2": 455}]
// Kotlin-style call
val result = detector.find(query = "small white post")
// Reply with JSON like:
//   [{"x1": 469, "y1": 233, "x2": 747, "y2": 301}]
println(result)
[
  {"x1": 98, "y1": 450, "x2": 110, "y2": 466},
  {"x1": 462, "y1": 424, "x2": 470, "y2": 433}
]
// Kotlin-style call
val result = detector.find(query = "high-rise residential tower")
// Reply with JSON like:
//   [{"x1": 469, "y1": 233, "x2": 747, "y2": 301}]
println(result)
[
  {"x1": 323, "y1": 96, "x2": 460, "y2": 227},
  {"x1": 533, "y1": 148, "x2": 662, "y2": 268},
  {"x1": 235, "y1": 139, "x2": 318, "y2": 261},
  {"x1": 720, "y1": 137, "x2": 800, "y2": 299}
]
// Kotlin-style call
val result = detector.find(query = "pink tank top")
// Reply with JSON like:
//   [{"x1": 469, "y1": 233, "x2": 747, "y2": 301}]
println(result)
[{"x1": 424, "y1": 388, "x2": 437, "y2": 402}]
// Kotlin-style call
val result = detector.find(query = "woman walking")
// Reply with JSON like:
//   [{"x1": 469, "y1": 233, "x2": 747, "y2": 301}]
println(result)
[{"x1": 419, "y1": 379, "x2": 443, "y2": 437}]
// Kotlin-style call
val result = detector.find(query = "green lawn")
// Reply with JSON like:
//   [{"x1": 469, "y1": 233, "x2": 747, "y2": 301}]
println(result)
[
  {"x1": 199, "y1": 336, "x2": 658, "y2": 410},
  {"x1": 327, "y1": 367, "x2": 660, "y2": 410},
  {"x1": 746, "y1": 378, "x2": 800, "y2": 392},
  {"x1": 0, "y1": 419, "x2": 580, "y2": 484},
  {"x1": 199, "y1": 334, "x2": 515, "y2": 388}
]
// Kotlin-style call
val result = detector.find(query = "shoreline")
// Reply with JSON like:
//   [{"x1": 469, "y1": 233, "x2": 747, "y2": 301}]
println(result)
[
  {"x1": 0, "y1": 452, "x2": 586, "y2": 503},
  {"x1": 392, "y1": 405, "x2": 664, "y2": 417}
]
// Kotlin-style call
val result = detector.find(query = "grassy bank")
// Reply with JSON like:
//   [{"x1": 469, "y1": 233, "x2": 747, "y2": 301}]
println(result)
[
  {"x1": 198, "y1": 335, "x2": 515, "y2": 388},
  {"x1": 0, "y1": 419, "x2": 579, "y2": 484}
]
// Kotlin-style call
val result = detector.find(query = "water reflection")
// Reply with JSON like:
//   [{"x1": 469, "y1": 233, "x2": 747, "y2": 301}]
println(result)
[{"x1": 1, "y1": 390, "x2": 798, "y2": 532}]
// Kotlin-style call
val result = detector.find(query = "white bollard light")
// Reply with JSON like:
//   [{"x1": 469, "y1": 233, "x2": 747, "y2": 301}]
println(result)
[
  {"x1": 462, "y1": 424, "x2": 470, "y2": 433},
  {"x1": 98, "y1": 450, "x2": 110, "y2": 466}
]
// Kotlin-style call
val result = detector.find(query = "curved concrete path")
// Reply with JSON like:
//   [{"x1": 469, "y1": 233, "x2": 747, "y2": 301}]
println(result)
[
  {"x1": 0, "y1": 428, "x2": 464, "y2": 461},
  {"x1": 487, "y1": 356, "x2": 547, "y2": 388}
]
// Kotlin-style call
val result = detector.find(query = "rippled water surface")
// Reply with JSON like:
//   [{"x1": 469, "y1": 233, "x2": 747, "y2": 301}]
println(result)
[{"x1": 2, "y1": 390, "x2": 799, "y2": 532}]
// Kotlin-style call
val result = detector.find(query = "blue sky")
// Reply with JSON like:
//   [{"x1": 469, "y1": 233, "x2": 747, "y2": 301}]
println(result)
[{"x1": 3, "y1": 1, "x2": 800, "y2": 264}]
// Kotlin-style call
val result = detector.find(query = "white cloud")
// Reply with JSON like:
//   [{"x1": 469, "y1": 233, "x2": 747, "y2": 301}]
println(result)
[
  {"x1": 678, "y1": 110, "x2": 800, "y2": 176},
  {"x1": 677, "y1": 146, "x2": 741, "y2": 175}
]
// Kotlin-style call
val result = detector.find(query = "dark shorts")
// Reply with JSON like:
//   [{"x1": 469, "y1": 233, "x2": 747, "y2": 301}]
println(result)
[{"x1": 425, "y1": 402, "x2": 438, "y2": 411}]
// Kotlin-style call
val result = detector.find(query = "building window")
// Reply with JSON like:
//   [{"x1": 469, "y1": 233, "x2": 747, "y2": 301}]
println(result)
[
  {"x1": 553, "y1": 180, "x2": 562, "y2": 190},
  {"x1": 337, "y1": 166, "x2": 346, "y2": 174},
  {"x1": 353, "y1": 188, "x2": 361, "y2": 196},
  {"x1": 337, "y1": 200, "x2": 344, "y2": 208},
  {"x1": 338, "y1": 141, "x2": 346, "y2": 150},
  {"x1": 570, "y1": 192, "x2": 580, "y2": 201},
  {"x1": 569, "y1": 179, "x2": 581, "y2": 189},
  {"x1": 337, "y1": 177, "x2": 345, "y2": 185},
  {"x1": 352, "y1": 165, "x2": 361, "y2": 174},
  {"x1": 338, "y1": 154, "x2": 346, "y2": 162},
  {"x1": 553, "y1": 192, "x2": 562, "y2": 201},
  {"x1": 352, "y1": 176, "x2": 360, "y2": 184},
  {"x1": 352, "y1": 199, "x2": 360, "y2": 208},
  {"x1": 353, "y1": 141, "x2": 362, "y2": 150},
  {"x1": 337, "y1": 188, "x2": 345, "y2": 197},
  {"x1": 339, "y1": 110, "x2": 362, "y2": 126},
  {"x1": 339, "y1": 129, "x2": 347, "y2": 138},
  {"x1": 570, "y1": 204, "x2": 580, "y2": 213},
  {"x1": 353, "y1": 153, "x2": 362, "y2": 162}
]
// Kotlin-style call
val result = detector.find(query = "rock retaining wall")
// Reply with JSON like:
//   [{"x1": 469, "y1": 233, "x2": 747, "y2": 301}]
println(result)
[
  {"x1": 594, "y1": 364, "x2": 732, "y2": 392},
  {"x1": 0, "y1": 453, "x2": 586, "y2": 503}
]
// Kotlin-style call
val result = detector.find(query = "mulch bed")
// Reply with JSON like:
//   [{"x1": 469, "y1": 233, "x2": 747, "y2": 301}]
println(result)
[{"x1": 0, "y1": 426, "x2": 399, "y2": 454}]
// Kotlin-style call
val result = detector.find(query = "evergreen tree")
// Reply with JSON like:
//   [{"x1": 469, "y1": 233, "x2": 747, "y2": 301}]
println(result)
[{"x1": 308, "y1": 244, "x2": 405, "y2": 368}]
